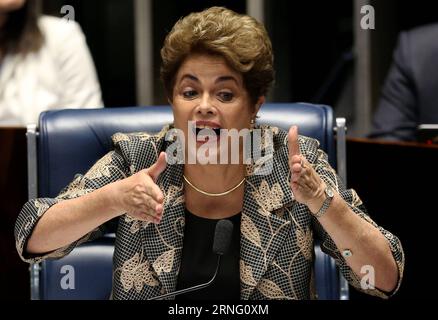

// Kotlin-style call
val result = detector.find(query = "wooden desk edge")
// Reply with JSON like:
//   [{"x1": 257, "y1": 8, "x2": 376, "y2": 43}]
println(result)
[{"x1": 347, "y1": 137, "x2": 438, "y2": 149}]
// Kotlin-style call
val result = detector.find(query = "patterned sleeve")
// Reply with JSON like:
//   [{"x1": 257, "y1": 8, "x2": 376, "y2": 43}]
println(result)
[
  {"x1": 301, "y1": 137, "x2": 405, "y2": 299},
  {"x1": 14, "y1": 147, "x2": 130, "y2": 264}
]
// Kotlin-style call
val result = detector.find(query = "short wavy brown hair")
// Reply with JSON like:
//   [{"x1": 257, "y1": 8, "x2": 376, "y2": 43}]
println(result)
[{"x1": 160, "y1": 6, "x2": 274, "y2": 106}]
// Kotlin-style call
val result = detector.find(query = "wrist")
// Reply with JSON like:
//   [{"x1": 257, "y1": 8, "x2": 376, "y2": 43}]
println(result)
[
  {"x1": 101, "y1": 182, "x2": 124, "y2": 218},
  {"x1": 310, "y1": 184, "x2": 335, "y2": 218},
  {"x1": 307, "y1": 188, "x2": 327, "y2": 214}
]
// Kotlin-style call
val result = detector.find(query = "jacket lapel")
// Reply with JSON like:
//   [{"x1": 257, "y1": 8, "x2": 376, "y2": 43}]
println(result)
[
  {"x1": 240, "y1": 126, "x2": 295, "y2": 299},
  {"x1": 139, "y1": 125, "x2": 295, "y2": 299},
  {"x1": 141, "y1": 160, "x2": 186, "y2": 297}
]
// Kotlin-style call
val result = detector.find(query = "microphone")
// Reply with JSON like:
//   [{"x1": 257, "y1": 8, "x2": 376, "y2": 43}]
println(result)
[{"x1": 148, "y1": 219, "x2": 233, "y2": 300}]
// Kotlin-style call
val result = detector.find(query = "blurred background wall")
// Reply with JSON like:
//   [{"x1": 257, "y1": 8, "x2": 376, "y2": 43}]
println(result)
[{"x1": 40, "y1": 0, "x2": 438, "y2": 137}]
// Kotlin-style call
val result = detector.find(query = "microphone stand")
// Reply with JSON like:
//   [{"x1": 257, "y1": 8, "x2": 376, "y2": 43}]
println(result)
[{"x1": 148, "y1": 255, "x2": 222, "y2": 300}]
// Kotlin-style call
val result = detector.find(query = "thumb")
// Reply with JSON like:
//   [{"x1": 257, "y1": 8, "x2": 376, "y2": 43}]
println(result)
[
  {"x1": 288, "y1": 126, "x2": 300, "y2": 159},
  {"x1": 147, "y1": 152, "x2": 167, "y2": 182}
]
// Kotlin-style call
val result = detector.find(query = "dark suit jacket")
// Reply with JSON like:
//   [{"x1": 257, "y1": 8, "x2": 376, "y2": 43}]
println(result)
[
  {"x1": 370, "y1": 23, "x2": 438, "y2": 141},
  {"x1": 15, "y1": 125, "x2": 404, "y2": 299}
]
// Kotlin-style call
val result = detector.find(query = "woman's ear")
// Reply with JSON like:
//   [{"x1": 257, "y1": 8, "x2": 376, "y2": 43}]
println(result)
[{"x1": 253, "y1": 96, "x2": 265, "y2": 118}]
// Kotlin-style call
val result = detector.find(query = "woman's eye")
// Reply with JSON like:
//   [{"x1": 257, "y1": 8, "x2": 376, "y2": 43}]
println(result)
[
  {"x1": 183, "y1": 90, "x2": 198, "y2": 99},
  {"x1": 218, "y1": 92, "x2": 234, "y2": 102}
]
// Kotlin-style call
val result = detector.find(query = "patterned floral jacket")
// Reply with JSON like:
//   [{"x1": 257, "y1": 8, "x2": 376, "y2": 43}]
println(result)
[{"x1": 15, "y1": 125, "x2": 404, "y2": 300}]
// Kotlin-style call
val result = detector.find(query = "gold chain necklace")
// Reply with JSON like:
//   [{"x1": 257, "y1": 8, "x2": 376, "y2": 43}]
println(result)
[{"x1": 183, "y1": 174, "x2": 246, "y2": 197}]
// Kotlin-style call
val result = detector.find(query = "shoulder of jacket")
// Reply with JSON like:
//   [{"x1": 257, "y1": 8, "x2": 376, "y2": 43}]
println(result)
[
  {"x1": 256, "y1": 125, "x2": 321, "y2": 165},
  {"x1": 273, "y1": 126, "x2": 320, "y2": 151},
  {"x1": 298, "y1": 135, "x2": 320, "y2": 152},
  {"x1": 110, "y1": 125, "x2": 171, "y2": 171},
  {"x1": 111, "y1": 125, "x2": 171, "y2": 149}
]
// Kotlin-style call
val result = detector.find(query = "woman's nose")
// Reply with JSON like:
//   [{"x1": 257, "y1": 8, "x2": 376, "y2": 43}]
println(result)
[{"x1": 197, "y1": 94, "x2": 215, "y2": 115}]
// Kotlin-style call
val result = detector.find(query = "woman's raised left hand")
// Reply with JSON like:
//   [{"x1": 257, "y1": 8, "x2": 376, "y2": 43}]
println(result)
[{"x1": 287, "y1": 126, "x2": 327, "y2": 213}]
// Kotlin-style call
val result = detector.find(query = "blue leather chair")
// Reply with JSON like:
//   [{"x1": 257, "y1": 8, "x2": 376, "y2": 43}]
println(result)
[{"x1": 26, "y1": 103, "x2": 348, "y2": 300}]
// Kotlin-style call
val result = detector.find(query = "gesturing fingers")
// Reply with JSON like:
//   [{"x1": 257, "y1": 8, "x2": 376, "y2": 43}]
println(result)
[
  {"x1": 128, "y1": 190, "x2": 162, "y2": 221},
  {"x1": 288, "y1": 126, "x2": 300, "y2": 163},
  {"x1": 143, "y1": 174, "x2": 165, "y2": 205},
  {"x1": 288, "y1": 126, "x2": 308, "y2": 181},
  {"x1": 291, "y1": 155, "x2": 310, "y2": 183},
  {"x1": 147, "y1": 152, "x2": 167, "y2": 182}
]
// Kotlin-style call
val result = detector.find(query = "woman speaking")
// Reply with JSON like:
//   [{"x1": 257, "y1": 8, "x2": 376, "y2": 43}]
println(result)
[{"x1": 15, "y1": 7, "x2": 404, "y2": 300}]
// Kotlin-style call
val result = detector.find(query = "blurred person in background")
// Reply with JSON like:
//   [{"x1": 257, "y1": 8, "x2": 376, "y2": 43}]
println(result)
[
  {"x1": 0, "y1": 0, "x2": 103, "y2": 127},
  {"x1": 370, "y1": 23, "x2": 438, "y2": 142}
]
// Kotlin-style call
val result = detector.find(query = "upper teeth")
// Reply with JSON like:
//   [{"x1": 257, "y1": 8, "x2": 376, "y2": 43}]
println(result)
[{"x1": 197, "y1": 125, "x2": 219, "y2": 129}]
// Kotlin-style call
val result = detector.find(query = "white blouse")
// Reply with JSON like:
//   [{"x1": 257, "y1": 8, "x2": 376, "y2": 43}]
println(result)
[{"x1": 0, "y1": 16, "x2": 103, "y2": 127}]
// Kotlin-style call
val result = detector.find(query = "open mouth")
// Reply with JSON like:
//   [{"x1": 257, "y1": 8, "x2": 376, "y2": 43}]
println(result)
[
  {"x1": 194, "y1": 126, "x2": 222, "y2": 143},
  {"x1": 195, "y1": 127, "x2": 221, "y2": 136}
]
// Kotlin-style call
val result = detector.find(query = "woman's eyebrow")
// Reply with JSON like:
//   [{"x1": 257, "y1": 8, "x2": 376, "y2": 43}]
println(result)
[
  {"x1": 178, "y1": 74, "x2": 239, "y2": 86},
  {"x1": 179, "y1": 74, "x2": 199, "y2": 83},
  {"x1": 215, "y1": 76, "x2": 239, "y2": 86}
]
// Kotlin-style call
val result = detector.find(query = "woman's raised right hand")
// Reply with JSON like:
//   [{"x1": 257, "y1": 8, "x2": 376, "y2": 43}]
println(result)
[{"x1": 111, "y1": 152, "x2": 167, "y2": 223}]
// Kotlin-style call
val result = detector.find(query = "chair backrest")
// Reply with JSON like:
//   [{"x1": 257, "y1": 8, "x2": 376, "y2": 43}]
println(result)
[
  {"x1": 30, "y1": 103, "x2": 342, "y2": 300},
  {"x1": 39, "y1": 236, "x2": 114, "y2": 300},
  {"x1": 37, "y1": 103, "x2": 335, "y2": 198}
]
